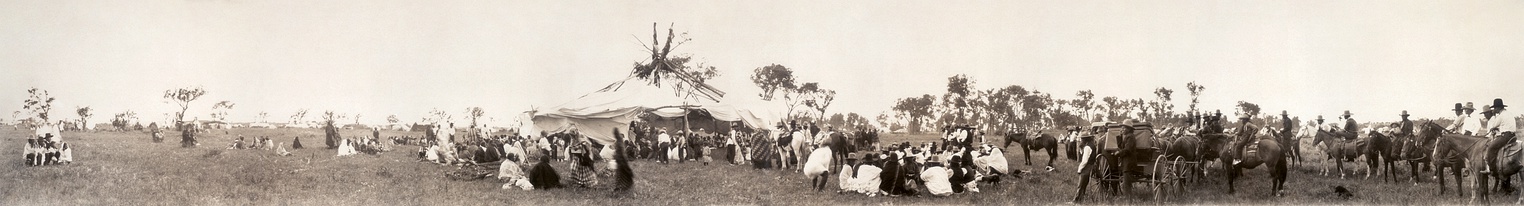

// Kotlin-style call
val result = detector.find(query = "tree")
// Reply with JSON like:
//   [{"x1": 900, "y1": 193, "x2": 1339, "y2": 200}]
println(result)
[
  {"x1": 827, "y1": 113, "x2": 847, "y2": 128},
  {"x1": 387, "y1": 115, "x2": 400, "y2": 125},
  {"x1": 1153, "y1": 87, "x2": 1174, "y2": 122},
  {"x1": 162, "y1": 86, "x2": 207, "y2": 130},
  {"x1": 22, "y1": 88, "x2": 56, "y2": 127},
  {"x1": 1102, "y1": 96, "x2": 1121, "y2": 121},
  {"x1": 465, "y1": 107, "x2": 485, "y2": 128},
  {"x1": 290, "y1": 109, "x2": 309, "y2": 125},
  {"x1": 256, "y1": 112, "x2": 269, "y2": 123},
  {"x1": 1186, "y1": 82, "x2": 1206, "y2": 113},
  {"x1": 211, "y1": 101, "x2": 234, "y2": 123},
  {"x1": 798, "y1": 82, "x2": 836, "y2": 120},
  {"x1": 943, "y1": 74, "x2": 975, "y2": 124},
  {"x1": 425, "y1": 108, "x2": 450, "y2": 125},
  {"x1": 112, "y1": 111, "x2": 137, "y2": 131},
  {"x1": 76, "y1": 106, "x2": 92, "y2": 130},
  {"x1": 892, "y1": 94, "x2": 937, "y2": 133},
  {"x1": 1237, "y1": 101, "x2": 1262, "y2": 119},
  {"x1": 751, "y1": 64, "x2": 798, "y2": 101},
  {"x1": 1073, "y1": 90, "x2": 1096, "y2": 122},
  {"x1": 876, "y1": 112, "x2": 897, "y2": 132},
  {"x1": 844, "y1": 113, "x2": 870, "y2": 130},
  {"x1": 353, "y1": 113, "x2": 363, "y2": 125}
]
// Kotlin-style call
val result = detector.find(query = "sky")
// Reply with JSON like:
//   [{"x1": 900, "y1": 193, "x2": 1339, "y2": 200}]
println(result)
[{"x1": 2, "y1": 0, "x2": 1522, "y2": 126}]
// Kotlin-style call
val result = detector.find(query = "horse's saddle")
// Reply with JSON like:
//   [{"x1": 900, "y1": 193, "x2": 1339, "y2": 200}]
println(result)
[{"x1": 1502, "y1": 141, "x2": 1523, "y2": 165}]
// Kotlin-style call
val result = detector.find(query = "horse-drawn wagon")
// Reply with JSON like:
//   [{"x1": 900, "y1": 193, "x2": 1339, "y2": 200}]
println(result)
[{"x1": 1073, "y1": 121, "x2": 1188, "y2": 203}]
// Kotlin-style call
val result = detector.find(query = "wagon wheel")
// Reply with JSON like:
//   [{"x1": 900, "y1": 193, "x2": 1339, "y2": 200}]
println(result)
[
  {"x1": 1097, "y1": 155, "x2": 1117, "y2": 195},
  {"x1": 1151, "y1": 155, "x2": 1169, "y2": 204},
  {"x1": 1170, "y1": 156, "x2": 1187, "y2": 198}
]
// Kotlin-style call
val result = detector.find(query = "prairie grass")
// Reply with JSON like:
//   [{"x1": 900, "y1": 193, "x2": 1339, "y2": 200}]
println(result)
[{"x1": 0, "y1": 128, "x2": 1510, "y2": 205}]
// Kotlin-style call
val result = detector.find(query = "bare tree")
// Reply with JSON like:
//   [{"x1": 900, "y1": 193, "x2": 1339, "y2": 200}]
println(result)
[
  {"x1": 162, "y1": 86, "x2": 207, "y2": 130},
  {"x1": 75, "y1": 106, "x2": 92, "y2": 130},
  {"x1": 211, "y1": 101, "x2": 235, "y2": 123},
  {"x1": 290, "y1": 109, "x2": 309, "y2": 125},
  {"x1": 22, "y1": 88, "x2": 56, "y2": 128},
  {"x1": 465, "y1": 107, "x2": 485, "y2": 128}
]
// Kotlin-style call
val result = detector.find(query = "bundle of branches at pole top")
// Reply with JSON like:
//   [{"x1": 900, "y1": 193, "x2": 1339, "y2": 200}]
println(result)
[{"x1": 606, "y1": 23, "x2": 725, "y2": 103}]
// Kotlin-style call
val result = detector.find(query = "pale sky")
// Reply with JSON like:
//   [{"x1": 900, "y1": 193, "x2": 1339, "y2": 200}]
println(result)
[{"x1": 3, "y1": 0, "x2": 1522, "y2": 126}]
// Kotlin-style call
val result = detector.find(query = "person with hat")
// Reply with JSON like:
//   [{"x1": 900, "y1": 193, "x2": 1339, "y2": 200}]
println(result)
[
  {"x1": 1449, "y1": 103, "x2": 1474, "y2": 135},
  {"x1": 1340, "y1": 111, "x2": 1359, "y2": 141},
  {"x1": 1482, "y1": 98, "x2": 1517, "y2": 174},
  {"x1": 1477, "y1": 104, "x2": 1498, "y2": 138},
  {"x1": 1315, "y1": 115, "x2": 1325, "y2": 128},
  {"x1": 656, "y1": 128, "x2": 672, "y2": 164},
  {"x1": 1397, "y1": 110, "x2": 1414, "y2": 139},
  {"x1": 726, "y1": 124, "x2": 741, "y2": 165},
  {"x1": 1280, "y1": 110, "x2": 1295, "y2": 138}
]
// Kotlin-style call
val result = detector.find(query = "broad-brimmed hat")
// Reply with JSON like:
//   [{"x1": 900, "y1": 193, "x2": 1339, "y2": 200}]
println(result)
[
  {"x1": 1342, "y1": 110, "x2": 1353, "y2": 117},
  {"x1": 1316, "y1": 115, "x2": 1324, "y2": 121},
  {"x1": 1466, "y1": 102, "x2": 1477, "y2": 113},
  {"x1": 1492, "y1": 98, "x2": 1508, "y2": 109},
  {"x1": 1454, "y1": 103, "x2": 1466, "y2": 112},
  {"x1": 1400, "y1": 110, "x2": 1409, "y2": 117},
  {"x1": 1237, "y1": 113, "x2": 1251, "y2": 120},
  {"x1": 1281, "y1": 110, "x2": 1289, "y2": 116}
]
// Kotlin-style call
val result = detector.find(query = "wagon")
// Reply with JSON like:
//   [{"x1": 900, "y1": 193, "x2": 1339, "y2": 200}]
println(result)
[{"x1": 1073, "y1": 122, "x2": 1185, "y2": 203}]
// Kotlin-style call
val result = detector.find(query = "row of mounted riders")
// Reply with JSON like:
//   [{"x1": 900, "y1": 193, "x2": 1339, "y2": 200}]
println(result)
[{"x1": 1016, "y1": 118, "x2": 1524, "y2": 203}]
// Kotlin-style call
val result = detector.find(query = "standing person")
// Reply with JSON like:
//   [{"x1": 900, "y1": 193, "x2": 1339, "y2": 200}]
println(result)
[
  {"x1": 656, "y1": 129, "x2": 671, "y2": 164},
  {"x1": 1481, "y1": 98, "x2": 1517, "y2": 174},
  {"x1": 726, "y1": 124, "x2": 740, "y2": 165},
  {"x1": 1449, "y1": 103, "x2": 1473, "y2": 135}
]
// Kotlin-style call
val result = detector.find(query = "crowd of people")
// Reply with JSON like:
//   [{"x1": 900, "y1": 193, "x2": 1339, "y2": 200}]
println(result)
[{"x1": 22, "y1": 124, "x2": 72, "y2": 166}]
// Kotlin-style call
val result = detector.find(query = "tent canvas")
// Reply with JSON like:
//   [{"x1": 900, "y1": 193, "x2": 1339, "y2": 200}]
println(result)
[{"x1": 528, "y1": 80, "x2": 781, "y2": 145}]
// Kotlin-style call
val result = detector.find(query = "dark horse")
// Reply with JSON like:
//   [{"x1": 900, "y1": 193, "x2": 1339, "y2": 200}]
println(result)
[
  {"x1": 1003, "y1": 130, "x2": 1058, "y2": 169},
  {"x1": 1427, "y1": 121, "x2": 1482, "y2": 197},
  {"x1": 1367, "y1": 130, "x2": 1402, "y2": 183},
  {"x1": 1397, "y1": 122, "x2": 1440, "y2": 185},
  {"x1": 1219, "y1": 127, "x2": 1287, "y2": 196},
  {"x1": 1467, "y1": 131, "x2": 1524, "y2": 204}
]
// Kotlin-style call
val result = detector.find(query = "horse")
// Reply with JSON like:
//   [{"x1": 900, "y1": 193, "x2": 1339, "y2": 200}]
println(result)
[
  {"x1": 1398, "y1": 122, "x2": 1440, "y2": 185},
  {"x1": 1002, "y1": 130, "x2": 1058, "y2": 170},
  {"x1": 1367, "y1": 129, "x2": 1402, "y2": 182},
  {"x1": 1312, "y1": 129, "x2": 1376, "y2": 179},
  {"x1": 1468, "y1": 132, "x2": 1524, "y2": 204},
  {"x1": 1219, "y1": 127, "x2": 1287, "y2": 196},
  {"x1": 1425, "y1": 121, "x2": 1480, "y2": 197}
]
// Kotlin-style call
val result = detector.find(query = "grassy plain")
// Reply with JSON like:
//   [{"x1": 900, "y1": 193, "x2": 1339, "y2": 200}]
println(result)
[{"x1": 0, "y1": 127, "x2": 1512, "y2": 205}]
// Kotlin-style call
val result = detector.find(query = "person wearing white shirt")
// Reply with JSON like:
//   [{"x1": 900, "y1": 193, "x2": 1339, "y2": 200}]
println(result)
[
  {"x1": 1481, "y1": 98, "x2": 1516, "y2": 174},
  {"x1": 657, "y1": 129, "x2": 672, "y2": 164},
  {"x1": 726, "y1": 125, "x2": 740, "y2": 165},
  {"x1": 1449, "y1": 103, "x2": 1474, "y2": 135}
]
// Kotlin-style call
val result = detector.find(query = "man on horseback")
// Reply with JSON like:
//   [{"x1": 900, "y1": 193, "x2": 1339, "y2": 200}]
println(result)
[
  {"x1": 1341, "y1": 111, "x2": 1360, "y2": 141},
  {"x1": 1280, "y1": 110, "x2": 1295, "y2": 139},
  {"x1": 1482, "y1": 98, "x2": 1518, "y2": 174},
  {"x1": 1399, "y1": 110, "x2": 1415, "y2": 139},
  {"x1": 1449, "y1": 103, "x2": 1474, "y2": 135},
  {"x1": 1233, "y1": 113, "x2": 1261, "y2": 164}
]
